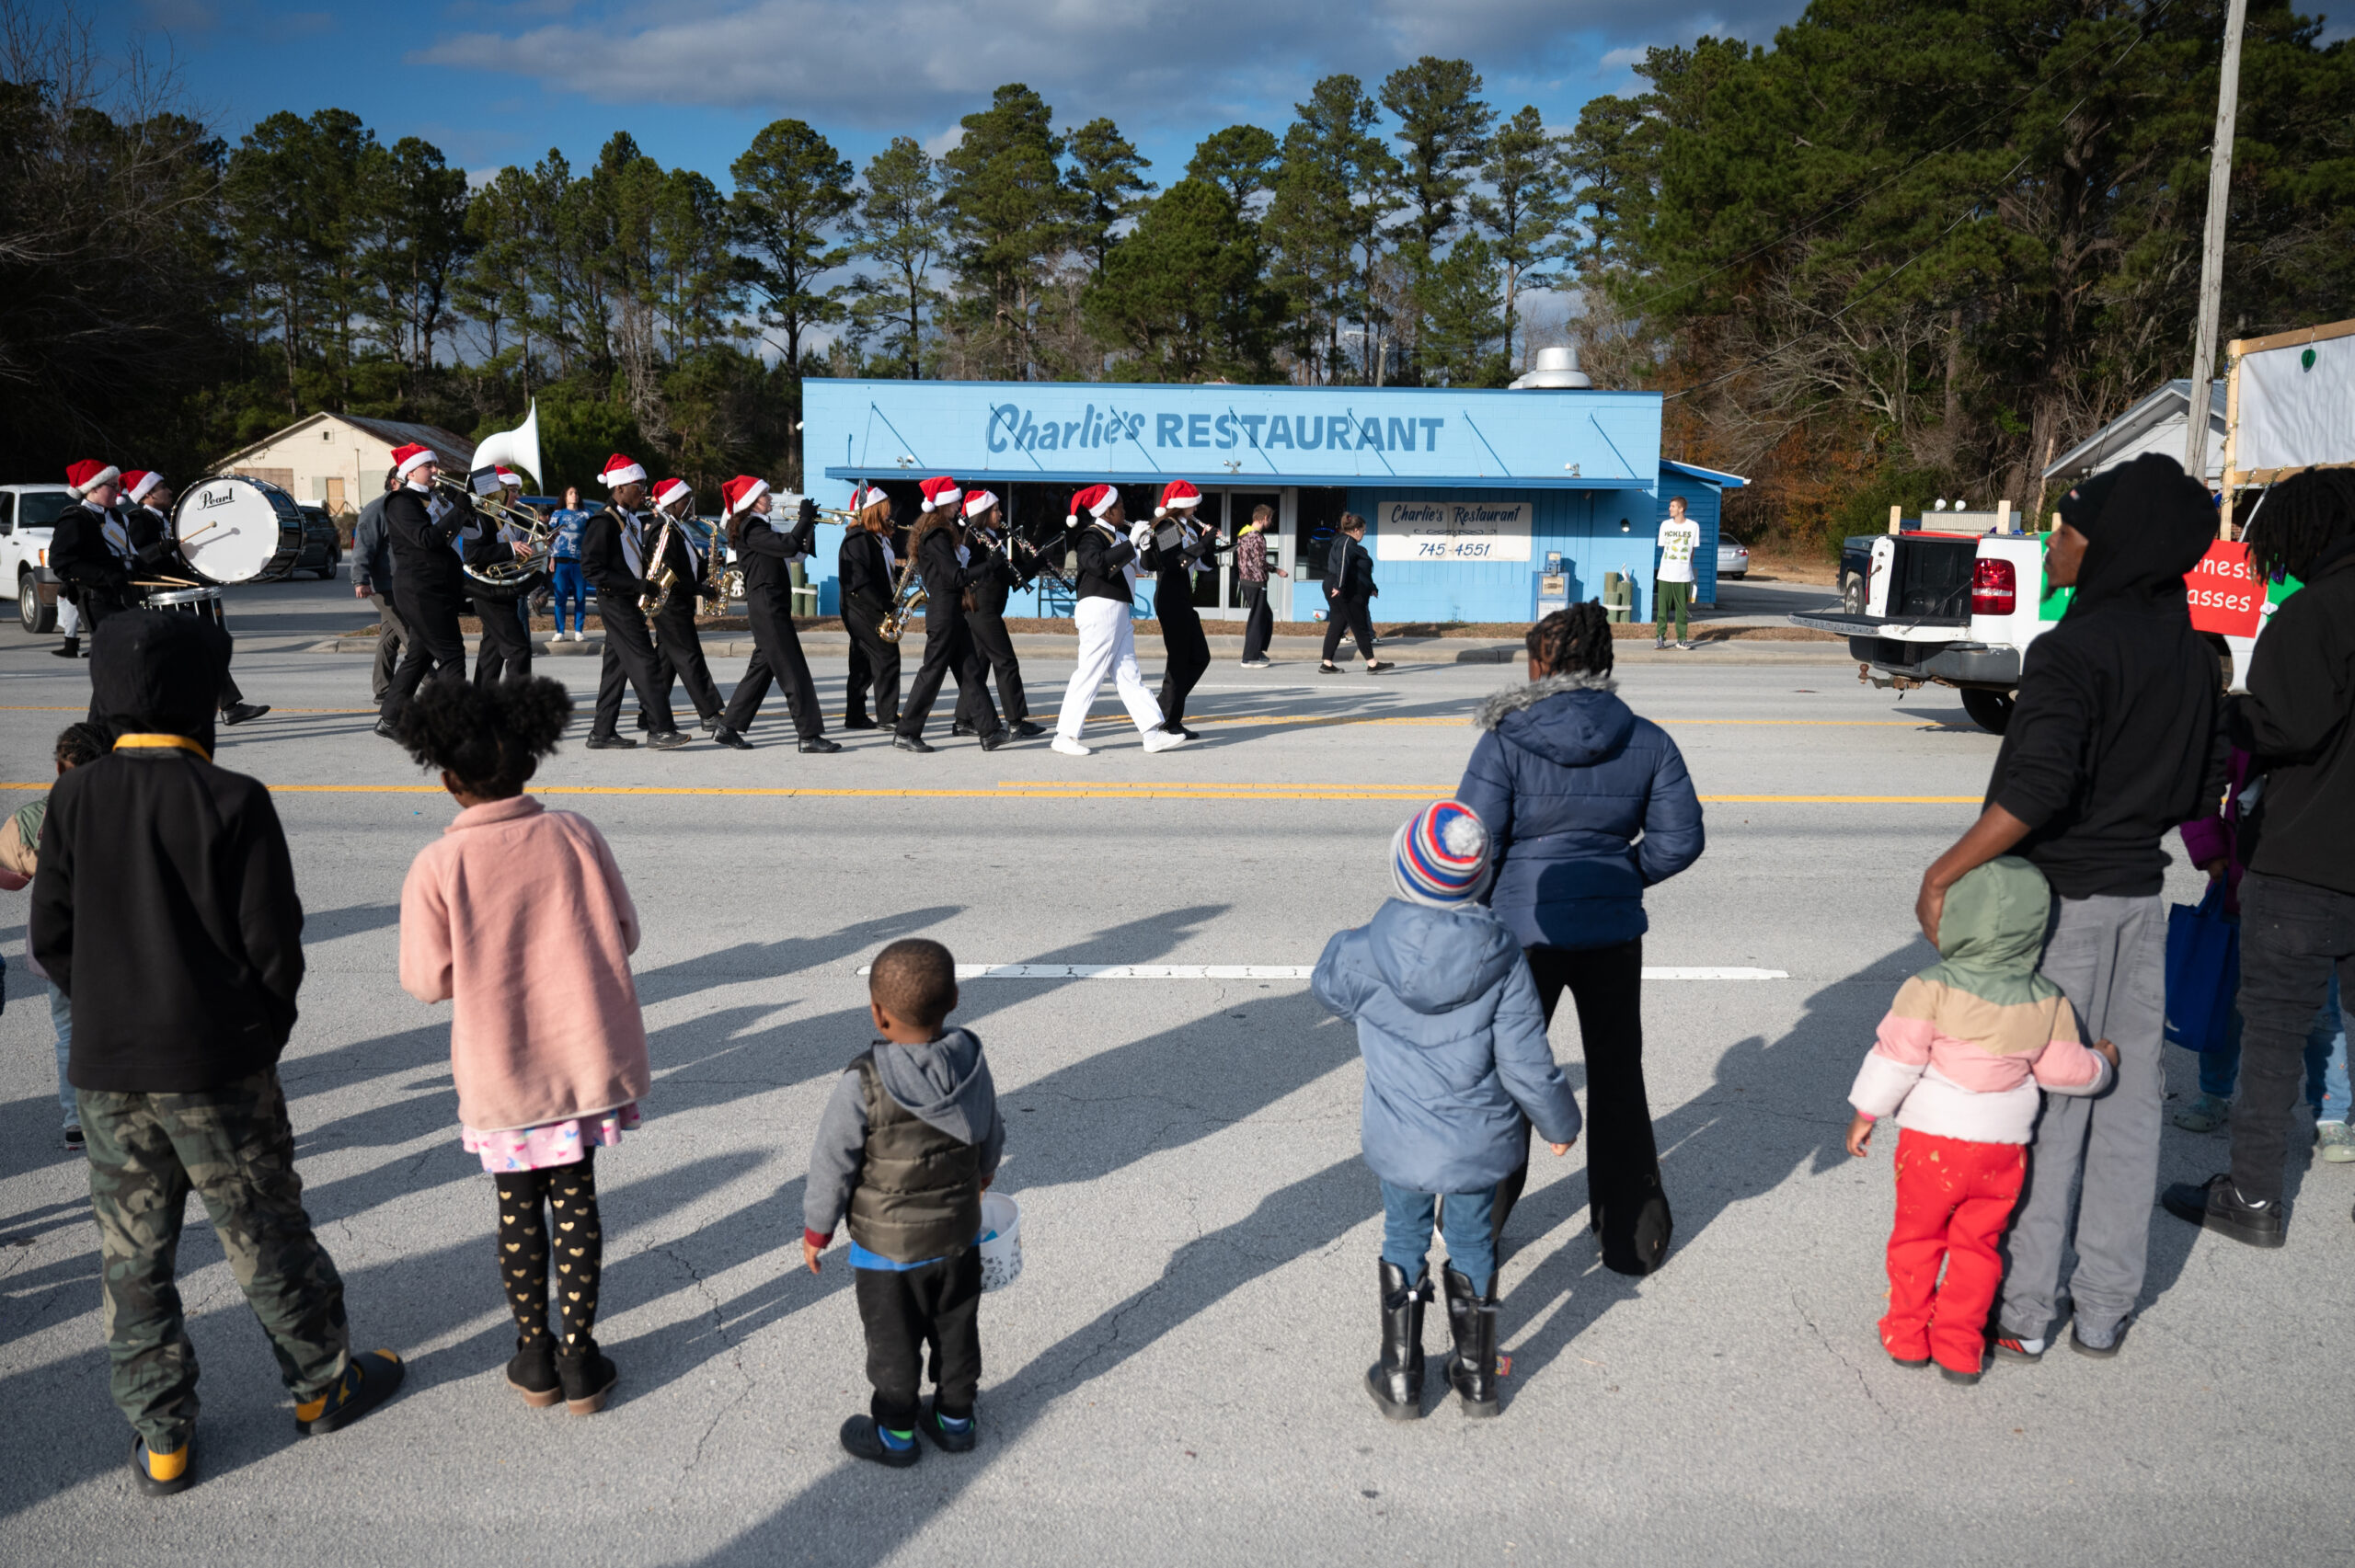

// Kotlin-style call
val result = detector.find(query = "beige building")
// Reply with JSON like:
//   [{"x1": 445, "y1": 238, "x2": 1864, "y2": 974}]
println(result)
[{"x1": 213, "y1": 414, "x2": 477, "y2": 519}]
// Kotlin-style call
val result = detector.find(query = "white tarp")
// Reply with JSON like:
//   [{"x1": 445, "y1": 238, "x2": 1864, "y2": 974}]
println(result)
[
  {"x1": 2236, "y1": 331, "x2": 2355, "y2": 475},
  {"x1": 1373, "y1": 498, "x2": 1532, "y2": 561}
]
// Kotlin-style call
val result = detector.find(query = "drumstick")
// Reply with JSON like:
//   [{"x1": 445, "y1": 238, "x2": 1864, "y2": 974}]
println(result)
[
  {"x1": 133, "y1": 578, "x2": 201, "y2": 589},
  {"x1": 176, "y1": 521, "x2": 222, "y2": 545}
]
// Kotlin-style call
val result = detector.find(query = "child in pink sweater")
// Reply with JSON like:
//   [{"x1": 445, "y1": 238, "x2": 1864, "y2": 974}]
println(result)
[
  {"x1": 1846, "y1": 856, "x2": 2116, "y2": 1383},
  {"x1": 396, "y1": 677, "x2": 650, "y2": 1416}
]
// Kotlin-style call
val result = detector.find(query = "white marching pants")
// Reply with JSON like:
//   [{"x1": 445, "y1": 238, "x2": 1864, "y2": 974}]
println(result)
[{"x1": 1057, "y1": 595, "x2": 1164, "y2": 740}]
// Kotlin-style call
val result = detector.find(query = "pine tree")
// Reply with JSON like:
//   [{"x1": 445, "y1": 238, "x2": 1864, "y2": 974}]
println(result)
[
  {"x1": 1086, "y1": 179, "x2": 1283, "y2": 382},
  {"x1": 1379, "y1": 57, "x2": 1493, "y2": 383},
  {"x1": 1263, "y1": 75, "x2": 1392, "y2": 383},
  {"x1": 940, "y1": 84, "x2": 1074, "y2": 380},
  {"x1": 1185, "y1": 125, "x2": 1280, "y2": 214},
  {"x1": 851, "y1": 136, "x2": 942, "y2": 379},
  {"x1": 1468, "y1": 106, "x2": 1566, "y2": 369},
  {"x1": 1065, "y1": 117, "x2": 1155, "y2": 276},
  {"x1": 730, "y1": 118, "x2": 855, "y2": 475}
]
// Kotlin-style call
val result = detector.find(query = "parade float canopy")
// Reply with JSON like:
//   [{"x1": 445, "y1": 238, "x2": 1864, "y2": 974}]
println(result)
[{"x1": 2228, "y1": 317, "x2": 2355, "y2": 486}]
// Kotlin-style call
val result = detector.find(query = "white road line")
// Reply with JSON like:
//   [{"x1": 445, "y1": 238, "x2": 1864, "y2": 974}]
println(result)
[{"x1": 854, "y1": 963, "x2": 1789, "y2": 980}]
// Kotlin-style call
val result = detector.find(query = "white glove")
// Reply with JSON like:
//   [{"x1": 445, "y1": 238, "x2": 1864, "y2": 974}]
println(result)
[{"x1": 1129, "y1": 521, "x2": 1154, "y2": 549}]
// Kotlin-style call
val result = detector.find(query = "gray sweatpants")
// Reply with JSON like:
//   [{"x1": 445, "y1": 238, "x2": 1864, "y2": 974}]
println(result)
[{"x1": 1998, "y1": 893, "x2": 2166, "y2": 1342}]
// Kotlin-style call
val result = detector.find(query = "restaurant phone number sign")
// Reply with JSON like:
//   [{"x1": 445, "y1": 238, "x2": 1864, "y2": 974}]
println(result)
[{"x1": 1375, "y1": 499, "x2": 1532, "y2": 561}]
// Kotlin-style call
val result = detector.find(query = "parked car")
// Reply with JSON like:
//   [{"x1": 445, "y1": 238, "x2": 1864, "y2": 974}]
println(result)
[
  {"x1": 0, "y1": 483, "x2": 73, "y2": 632},
  {"x1": 1717, "y1": 538, "x2": 1751, "y2": 578},
  {"x1": 281, "y1": 506, "x2": 341, "y2": 579}
]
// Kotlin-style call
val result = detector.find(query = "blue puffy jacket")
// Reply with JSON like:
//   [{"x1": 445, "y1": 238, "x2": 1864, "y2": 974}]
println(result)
[
  {"x1": 1455, "y1": 672, "x2": 1705, "y2": 951},
  {"x1": 1313, "y1": 898, "x2": 1582, "y2": 1194}
]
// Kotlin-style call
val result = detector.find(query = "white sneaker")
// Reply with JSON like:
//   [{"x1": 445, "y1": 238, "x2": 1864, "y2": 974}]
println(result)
[
  {"x1": 1141, "y1": 728, "x2": 1189, "y2": 753},
  {"x1": 1051, "y1": 735, "x2": 1093, "y2": 757}
]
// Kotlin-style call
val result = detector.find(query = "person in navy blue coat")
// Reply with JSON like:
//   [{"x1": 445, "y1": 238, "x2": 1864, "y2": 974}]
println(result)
[{"x1": 1455, "y1": 601, "x2": 1705, "y2": 1276}]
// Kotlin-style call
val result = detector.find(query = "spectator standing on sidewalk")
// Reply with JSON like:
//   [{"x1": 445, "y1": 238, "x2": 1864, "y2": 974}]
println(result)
[
  {"x1": 1236, "y1": 504, "x2": 1287, "y2": 669},
  {"x1": 2165, "y1": 470, "x2": 2355, "y2": 1245},
  {"x1": 1914, "y1": 453, "x2": 2224, "y2": 1359},
  {"x1": 352, "y1": 469, "x2": 403, "y2": 704},
  {"x1": 548, "y1": 486, "x2": 592, "y2": 643},
  {"x1": 1653, "y1": 497, "x2": 1701, "y2": 650}
]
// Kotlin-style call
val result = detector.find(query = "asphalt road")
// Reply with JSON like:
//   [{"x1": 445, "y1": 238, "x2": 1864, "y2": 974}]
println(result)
[{"x1": 0, "y1": 575, "x2": 2345, "y2": 1567}]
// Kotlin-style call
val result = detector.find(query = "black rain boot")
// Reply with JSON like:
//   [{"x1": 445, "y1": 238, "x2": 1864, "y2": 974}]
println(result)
[
  {"x1": 1442, "y1": 1266, "x2": 1499, "y2": 1418},
  {"x1": 1364, "y1": 1262, "x2": 1430, "y2": 1420},
  {"x1": 507, "y1": 1334, "x2": 560, "y2": 1409}
]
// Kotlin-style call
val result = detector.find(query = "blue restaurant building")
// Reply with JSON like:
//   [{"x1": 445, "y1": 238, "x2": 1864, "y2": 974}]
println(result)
[{"x1": 798, "y1": 373, "x2": 1740, "y2": 624}]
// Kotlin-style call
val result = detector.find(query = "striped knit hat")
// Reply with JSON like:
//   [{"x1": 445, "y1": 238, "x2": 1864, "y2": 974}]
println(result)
[{"x1": 1390, "y1": 800, "x2": 1491, "y2": 907}]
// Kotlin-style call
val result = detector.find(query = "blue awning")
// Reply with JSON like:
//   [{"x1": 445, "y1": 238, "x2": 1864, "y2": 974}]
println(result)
[{"x1": 1660, "y1": 459, "x2": 1747, "y2": 488}]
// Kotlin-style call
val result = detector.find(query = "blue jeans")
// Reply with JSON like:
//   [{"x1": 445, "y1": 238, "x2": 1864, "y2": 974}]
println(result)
[
  {"x1": 1379, "y1": 1181, "x2": 1495, "y2": 1297},
  {"x1": 551, "y1": 560, "x2": 586, "y2": 634},
  {"x1": 51, "y1": 986, "x2": 75, "y2": 1127},
  {"x1": 2199, "y1": 973, "x2": 2347, "y2": 1119}
]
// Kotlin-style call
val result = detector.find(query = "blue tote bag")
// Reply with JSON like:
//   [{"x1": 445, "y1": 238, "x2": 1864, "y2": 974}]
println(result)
[{"x1": 2164, "y1": 883, "x2": 2240, "y2": 1053}]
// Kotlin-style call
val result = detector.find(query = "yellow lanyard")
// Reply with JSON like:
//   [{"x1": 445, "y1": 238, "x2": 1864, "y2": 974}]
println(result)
[{"x1": 112, "y1": 733, "x2": 212, "y2": 762}]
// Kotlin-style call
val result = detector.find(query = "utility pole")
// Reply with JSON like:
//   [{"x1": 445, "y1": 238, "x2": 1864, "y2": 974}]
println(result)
[{"x1": 2185, "y1": 0, "x2": 2248, "y2": 485}]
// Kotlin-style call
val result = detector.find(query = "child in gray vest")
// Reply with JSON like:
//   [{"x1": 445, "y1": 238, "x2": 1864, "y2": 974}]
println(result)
[{"x1": 804, "y1": 937, "x2": 1005, "y2": 1467}]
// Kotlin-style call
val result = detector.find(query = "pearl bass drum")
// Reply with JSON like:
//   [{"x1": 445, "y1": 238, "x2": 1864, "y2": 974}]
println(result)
[{"x1": 167, "y1": 475, "x2": 306, "y2": 585}]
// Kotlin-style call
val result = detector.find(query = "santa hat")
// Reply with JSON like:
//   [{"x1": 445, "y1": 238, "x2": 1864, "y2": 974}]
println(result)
[
  {"x1": 1067, "y1": 484, "x2": 1120, "y2": 526},
  {"x1": 918, "y1": 475, "x2": 964, "y2": 512},
  {"x1": 599, "y1": 452, "x2": 649, "y2": 488},
  {"x1": 963, "y1": 487, "x2": 999, "y2": 520},
  {"x1": 65, "y1": 460, "x2": 121, "y2": 498},
  {"x1": 721, "y1": 475, "x2": 771, "y2": 518},
  {"x1": 496, "y1": 465, "x2": 523, "y2": 488},
  {"x1": 652, "y1": 478, "x2": 692, "y2": 511},
  {"x1": 850, "y1": 482, "x2": 893, "y2": 514},
  {"x1": 1155, "y1": 479, "x2": 1203, "y2": 518},
  {"x1": 391, "y1": 443, "x2": 437, "y2": 479},
  {"x1": 122, "y1": 470, "x2": 166, "y2": 504}
]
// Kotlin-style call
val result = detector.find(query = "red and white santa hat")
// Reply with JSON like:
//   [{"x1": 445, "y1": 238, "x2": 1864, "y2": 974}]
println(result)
[
  {"x1": 721, "y1": 475, "x2": 771, "y2": 518},
  {"x1": 391, "y1": 442, "x2": 437, "y2": 479},
  {"x1": 918, "y1": 475, "x2": 964, "y2": 512},
  {"x1": 1067, "y1": 484, "x2": 1121, "y2": 526},
  {"x1": 65, "y1": 460, "x2": 121, "y2": 498},
  {"x1": 121, "y1": 469, "x2": 166, "y2": 504},
  {"x1": 652, "y1": 477, "x2": 693, "y2": 511},
  {"x1": 496, "y1": 465, "x2": 523, "y2": 489},
  {"x1": 1155, "y1": 479, "x2": 1203, "y2": 518},
  {"x1": 850, "y1": 481, "x2": 893, "y2": 514},
  {"x1": 599, "y1": 452, "x2": 648, "y2": 488},
  {"x1": 963, "y1": 487, "x2": 999, "y2": 520}
]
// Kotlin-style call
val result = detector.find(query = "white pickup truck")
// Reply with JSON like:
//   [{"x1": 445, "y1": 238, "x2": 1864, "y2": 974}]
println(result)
[
  {"x1": 1792, "y1": 526, "x2": 2279, "y2": 733},
  {"x1": 0, "y1": 483, "x2": 74, "y2": 633}
]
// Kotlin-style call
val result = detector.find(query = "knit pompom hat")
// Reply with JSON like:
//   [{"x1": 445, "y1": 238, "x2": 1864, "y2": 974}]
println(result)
[{"x1": 1390, "y1": 800, "x2": 1492, "y2": 907}]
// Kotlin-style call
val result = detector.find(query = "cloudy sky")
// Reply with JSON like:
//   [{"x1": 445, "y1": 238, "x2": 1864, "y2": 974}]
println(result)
[{"x1": 91, "y1": 0, "x2": 1807, "y2": 189}]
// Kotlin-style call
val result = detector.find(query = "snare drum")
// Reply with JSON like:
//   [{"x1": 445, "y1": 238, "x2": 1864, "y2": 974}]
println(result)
[
  {"x1": 145, "y1": 585, "x2": 227, "y2": 629},
  {"x1": 168, "y1": 475, "x2": 305, "y2": 585}
]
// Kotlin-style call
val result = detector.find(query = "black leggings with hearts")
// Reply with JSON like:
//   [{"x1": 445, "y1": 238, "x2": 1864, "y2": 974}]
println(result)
[{"x1": 493, "y1": 1153, "x2": 604, "y2": 1349}]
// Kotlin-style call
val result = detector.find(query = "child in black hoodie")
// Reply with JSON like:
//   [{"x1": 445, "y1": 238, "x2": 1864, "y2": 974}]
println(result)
[{"x1": 804, "y1": 938, "x2": 1004, "y2": 1467}]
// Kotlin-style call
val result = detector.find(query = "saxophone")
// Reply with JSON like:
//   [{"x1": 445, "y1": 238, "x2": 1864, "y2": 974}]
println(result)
[
  {"x1": 638, "y1": 510, "x2": 679, "y2": 615},
  {"x1": 879, "y1": 536, "x2": 927, "y2": 642}
]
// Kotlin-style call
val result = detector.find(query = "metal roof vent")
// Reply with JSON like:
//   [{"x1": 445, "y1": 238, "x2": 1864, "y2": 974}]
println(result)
[{"x1": 1509, "y1": 345, "x2": 1593, "y2": 390}]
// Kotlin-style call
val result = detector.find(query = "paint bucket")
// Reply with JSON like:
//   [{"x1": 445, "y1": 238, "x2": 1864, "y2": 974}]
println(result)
[{"x1": 977, "y1": 1193, "x2": 1022, "y2": 1291}]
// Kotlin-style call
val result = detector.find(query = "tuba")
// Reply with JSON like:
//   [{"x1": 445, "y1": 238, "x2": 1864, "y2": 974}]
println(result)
[{"x1": 443, "y1": 404, "x2": 552, "y2": 602}]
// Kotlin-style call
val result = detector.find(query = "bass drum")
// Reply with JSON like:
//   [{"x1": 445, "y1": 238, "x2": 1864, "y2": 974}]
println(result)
[{"x1": 169, "y1": 475, "x2": 305, "y2": 586}]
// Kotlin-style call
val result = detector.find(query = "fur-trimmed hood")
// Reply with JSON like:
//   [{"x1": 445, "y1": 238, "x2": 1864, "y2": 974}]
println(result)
[{"x1": 1472, "y1": 670, "x2": 1633, "y2": 767}]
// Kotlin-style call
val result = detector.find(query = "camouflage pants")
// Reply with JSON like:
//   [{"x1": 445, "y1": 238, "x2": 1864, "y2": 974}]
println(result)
[{"x1": 79, "y1": 1068, "x2": 351, "y2": 1451}]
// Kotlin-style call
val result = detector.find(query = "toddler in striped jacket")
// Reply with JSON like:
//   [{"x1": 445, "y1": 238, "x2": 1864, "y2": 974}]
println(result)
[{"x1": 1845, "y1": 855, "x2": 2117, "y2": 1383}]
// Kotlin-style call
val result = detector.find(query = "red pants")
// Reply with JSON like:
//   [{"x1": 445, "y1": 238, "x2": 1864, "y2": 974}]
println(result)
[{"x1": 1878, "y1": 1128, "x2": 2025, "y2": 1374}]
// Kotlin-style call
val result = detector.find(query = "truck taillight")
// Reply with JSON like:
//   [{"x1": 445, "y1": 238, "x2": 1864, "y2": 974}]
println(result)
[{"x1": 1971, "y1": 558, "x2": 2016, "y2": 615}]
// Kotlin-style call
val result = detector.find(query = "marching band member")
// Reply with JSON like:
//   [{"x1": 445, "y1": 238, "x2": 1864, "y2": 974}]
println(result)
[
  {"x1": 838, "y1": 483, "x2": 902, "y2": 731},
  {"x1": 463, "y1": 469, "x2": 537, "y2": 688},
  {"x1": 894, "y1": 476, "x2": 1004, "y2": 754},
  {"x1": 1143, "y1": 480, "x2": 1230, "y2": 739},
  {"x1": 715, "y1": 477, "x2": 840, "y2": 753},
  {"x1": 951, "y1": 489, "x2": 1045, "y2": 740},
  {"x1": 50, "y1": 462, "x2": 139, "y2": 642},
  {"x1": 120, "y1": 470, "x2": 269, "y2": 727},
  {"x1": 579, "y1": 453, "x2": 686, "y2": 750},
  {"x1": 641, "y1": 478, "x2": 750, "y2": 750},
  {"x1": 1051, "y1": 485, "x2": 1186, "y2": 756},
  {"x1": 376, "y1": 444, "x2": 471, "y2": 737}
]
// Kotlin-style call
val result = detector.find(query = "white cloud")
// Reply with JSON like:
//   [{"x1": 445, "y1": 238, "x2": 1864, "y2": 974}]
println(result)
[
  {"x1": 411, "y1": 0, "x2": 1798, "y2": 129},
  {"x1": 1598, "y1": 45, "x2": 1652, "y2": 71}
]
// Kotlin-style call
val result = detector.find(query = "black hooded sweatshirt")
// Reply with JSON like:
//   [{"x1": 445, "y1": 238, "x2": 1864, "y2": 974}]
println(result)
[
  {"x1": 31, "y1": 610, "x2": 305, "y2": 1092},
  {"x1": 1986, "y1": 453, "x2": 2228, "y2": 898},
  {"x1": 2233, "y1": 532, "x2": 2355, "y2": 893}
]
